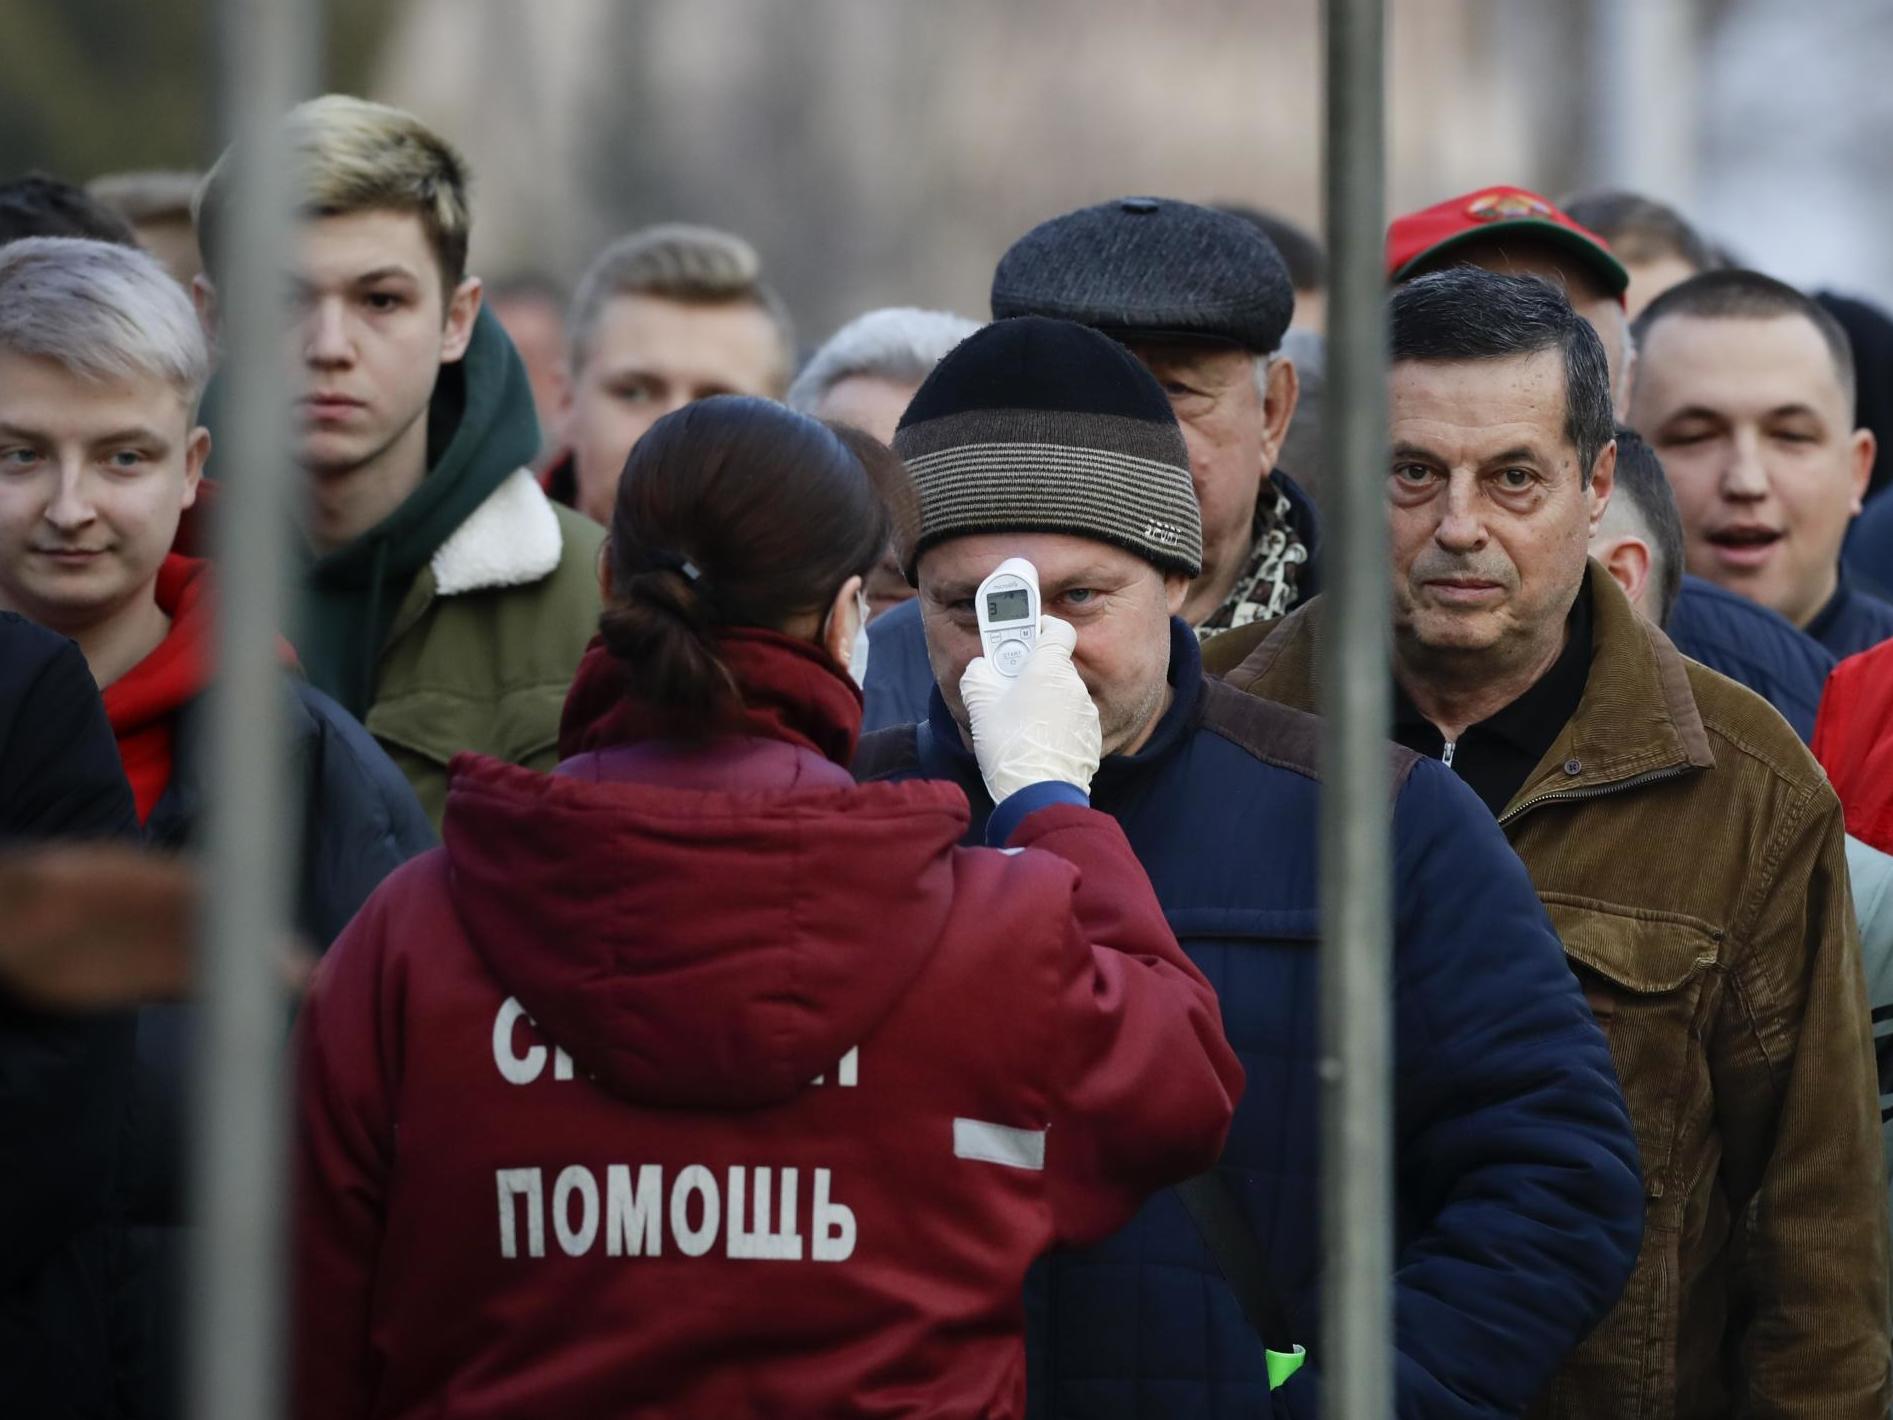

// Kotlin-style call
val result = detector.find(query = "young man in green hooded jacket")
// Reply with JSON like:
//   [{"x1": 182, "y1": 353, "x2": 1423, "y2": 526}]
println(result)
[{"x1": 195, "y1": 95, "x2": 604, "y2": 826}]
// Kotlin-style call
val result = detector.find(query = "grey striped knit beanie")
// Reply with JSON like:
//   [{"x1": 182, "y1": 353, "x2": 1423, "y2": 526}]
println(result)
[{"x1": 892, "y1": 316, "x2": 1202, "y2": 580}]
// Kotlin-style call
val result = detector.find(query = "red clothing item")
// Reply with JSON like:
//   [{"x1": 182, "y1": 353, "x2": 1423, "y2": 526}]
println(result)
[
  {"x1": 1814, "y1": 639, "x2": 1893, "y2": 853},
  {"x1": 293, "y1": 635, "x2": 1240, "y2": 1420},
  {"x1": 102, "y1": 555, "x2": 214, "y2": 823}
]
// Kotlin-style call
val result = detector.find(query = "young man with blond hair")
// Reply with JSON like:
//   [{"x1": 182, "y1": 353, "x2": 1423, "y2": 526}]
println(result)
[
  {"x1": 543, "y1": 222, "x2": 796, "y2": 525},
  {"x1": 195, "y1": 94, "x2": 604, "y2": 824}
]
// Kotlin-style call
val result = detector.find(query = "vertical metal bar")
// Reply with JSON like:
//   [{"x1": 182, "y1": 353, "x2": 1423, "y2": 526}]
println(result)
[
  {"x1": 190, "y1": 1, "x2": 315, "y2": 1416},
  {"x1": 1319, "y1": 0, "x2": 1392, "y2": 1417}
]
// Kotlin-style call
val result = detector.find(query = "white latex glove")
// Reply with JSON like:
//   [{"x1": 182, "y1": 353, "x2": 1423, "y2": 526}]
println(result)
[{"x1": 960, "y1": 615, "x2": 1103, "y2": 802}]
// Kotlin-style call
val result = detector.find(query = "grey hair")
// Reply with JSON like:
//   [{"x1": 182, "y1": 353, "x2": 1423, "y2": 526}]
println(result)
[
  {"x1": 0, "y1": 237, "x2": 208, "y2": 404},
  {"x1": 785, "y1": 306, "x2": 982, "y2": 414}
]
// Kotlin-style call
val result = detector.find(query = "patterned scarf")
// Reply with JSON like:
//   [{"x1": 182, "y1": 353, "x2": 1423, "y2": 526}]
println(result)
[{"x1": 1195, "y1": 484, "x2": 1310, "y2": 637}]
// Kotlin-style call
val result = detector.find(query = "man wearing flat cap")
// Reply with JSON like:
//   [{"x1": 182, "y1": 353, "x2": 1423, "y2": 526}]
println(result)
[
  {"x1": 861, "y1": 197, "x2": 1321, "y2": 730},
  {"x1": 855, "y1": 313, "x2": 1643, "y2": 1416}
]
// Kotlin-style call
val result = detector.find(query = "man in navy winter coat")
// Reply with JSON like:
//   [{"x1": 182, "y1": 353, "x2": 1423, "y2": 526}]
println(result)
[{"x1": 854, "y1": 314, "x2": 1643, "y2": 1416}]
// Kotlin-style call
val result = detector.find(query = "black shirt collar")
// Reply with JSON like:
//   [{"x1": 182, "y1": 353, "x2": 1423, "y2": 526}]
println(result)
[{"x1": 1391, "y1": 583, "x2": 1594, "y2": 816}]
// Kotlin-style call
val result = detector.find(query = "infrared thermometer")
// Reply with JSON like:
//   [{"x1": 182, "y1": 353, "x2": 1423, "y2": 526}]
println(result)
[{"x1": 975, "y1": 557, "x2": 1041, "y2": 677}]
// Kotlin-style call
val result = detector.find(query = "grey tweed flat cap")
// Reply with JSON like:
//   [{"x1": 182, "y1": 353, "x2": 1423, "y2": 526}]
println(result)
[{"x1": 991, "y1": 196, "x2": 1295, "y2": 354}]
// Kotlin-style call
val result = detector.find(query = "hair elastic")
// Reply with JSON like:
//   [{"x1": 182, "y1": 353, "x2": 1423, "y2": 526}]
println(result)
[{"x1": 642, "y1": 548, "x2": 701, "y2": 583}]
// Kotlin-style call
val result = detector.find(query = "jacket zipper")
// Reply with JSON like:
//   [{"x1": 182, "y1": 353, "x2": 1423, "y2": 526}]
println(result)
[
  {"x1": 1498, "y1": 763, "x2": 1693, "y2": 827},
  {"x1": 1440, "y1": 741, "x2": 1456, "y2": 767}
]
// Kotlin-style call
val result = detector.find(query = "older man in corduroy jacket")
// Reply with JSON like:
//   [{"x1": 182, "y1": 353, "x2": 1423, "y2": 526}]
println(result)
[{"x1": 1207, "y1": 268, "x2": 1891, "y2": 1418}]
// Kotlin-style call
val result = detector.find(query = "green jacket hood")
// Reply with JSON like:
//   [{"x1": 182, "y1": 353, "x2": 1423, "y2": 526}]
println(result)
[{"x1": 300, "y1": 305, "x2": 542, "y2": 712}]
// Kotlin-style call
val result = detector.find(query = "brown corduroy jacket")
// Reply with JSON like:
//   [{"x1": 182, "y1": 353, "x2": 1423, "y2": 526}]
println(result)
[{"x1": 1207, "y1": 563, "x2": 1891, "y2": 1418}]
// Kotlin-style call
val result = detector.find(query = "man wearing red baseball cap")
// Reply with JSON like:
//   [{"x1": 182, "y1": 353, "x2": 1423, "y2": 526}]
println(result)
[{"x1": 1388, "y1": 185, "x2": 1634, "y2": 417}]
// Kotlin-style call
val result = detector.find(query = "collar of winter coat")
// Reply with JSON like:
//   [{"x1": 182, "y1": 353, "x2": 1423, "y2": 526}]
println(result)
[
  {"x1": 441, "y1": 712, "x2": 973, "y2": 1112},
  {"x1": 921, "y1": 618, "x2": 1207, "y2": 811},
  {"x1": 558, "y1": 626, "x2": 865, "y2": 767},
  {"x1": 1224, "y1": 560, "x2": 1715, "y2": 814}
]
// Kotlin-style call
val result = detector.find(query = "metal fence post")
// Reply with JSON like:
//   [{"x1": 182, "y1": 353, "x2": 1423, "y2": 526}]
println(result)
[
  {"x1": 190, "y1": 2, "x2": 316, "y2": 1416},
  {"x1": 1319, "y1": 0, "x2": 1393, "y2": 1416}
]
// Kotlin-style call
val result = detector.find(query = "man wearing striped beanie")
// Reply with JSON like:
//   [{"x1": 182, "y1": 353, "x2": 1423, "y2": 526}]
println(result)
[
  {"x1": 890, "y1": 315, "x2": 1202, "y2": 753},
  {"x1": 854, "y1": 314, "x2": 1643, "y2": 1418}
]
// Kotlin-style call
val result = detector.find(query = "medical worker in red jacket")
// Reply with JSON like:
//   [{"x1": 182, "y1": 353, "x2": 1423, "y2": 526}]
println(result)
[{"x1": 291, "y1": 394, "x2": 1243, "y2": 1419}]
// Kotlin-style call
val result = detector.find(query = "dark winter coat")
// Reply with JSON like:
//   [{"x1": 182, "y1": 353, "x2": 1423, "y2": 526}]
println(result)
[
  {"x1": 855, "y1": 623, "x2": 1644, "y2": 1418},
  {"x1": 1662, "y1": 574, "x2": 1835, "y2": 743},
  {"x1": 119, "y1": 676, "x2": 434, "y2": 1418},
  {"x1": 0, "y1": 613, "x2": 139, "y2": 1420}
]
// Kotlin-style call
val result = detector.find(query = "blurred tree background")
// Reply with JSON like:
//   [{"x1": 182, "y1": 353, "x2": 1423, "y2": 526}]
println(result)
[{"x1": 0, "y1": 0, "x2": 398, "y2": 178}]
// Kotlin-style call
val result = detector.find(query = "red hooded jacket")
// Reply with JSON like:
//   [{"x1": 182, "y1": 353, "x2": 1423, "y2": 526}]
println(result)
[
  {"x1": 293, "y1": 632, "x2": 1241, "y2": 1419},
  {"x1": 101, "y1": 555, "x2": 213, "y2": 823},
  {"x1": 1814, "y1": 638, "x2": 1893, "y2": 854}
]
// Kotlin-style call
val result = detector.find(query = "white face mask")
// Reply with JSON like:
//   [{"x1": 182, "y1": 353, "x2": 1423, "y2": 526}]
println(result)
[{"x1": 848, "y1": 588, "x2": 872, "y2": 689}]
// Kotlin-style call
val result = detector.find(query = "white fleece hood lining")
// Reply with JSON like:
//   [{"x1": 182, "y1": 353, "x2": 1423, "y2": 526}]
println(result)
[{"x1": 430, "y1": 468, "x2": 564, "y2": 597}]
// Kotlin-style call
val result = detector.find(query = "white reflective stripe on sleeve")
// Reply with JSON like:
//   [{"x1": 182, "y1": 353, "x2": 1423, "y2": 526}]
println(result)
[{"x1": 953, "y1": 1117, "x2": 1047, "y2": 1170}]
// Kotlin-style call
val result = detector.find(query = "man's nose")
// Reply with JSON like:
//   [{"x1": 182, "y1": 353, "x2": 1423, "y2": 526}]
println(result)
[
  {"x1": 1434, "y1": 478, "x2": 1488, "y2": 552},
  {"x1": 45, "y1": 463, "x2": 97, "y2": 531},
  {"x1": 303, "y1": 300, "x2": 353, "y2": 367},
  {"x1": 1719, "y1": 429, "x2": 1770, "y2": 501}
]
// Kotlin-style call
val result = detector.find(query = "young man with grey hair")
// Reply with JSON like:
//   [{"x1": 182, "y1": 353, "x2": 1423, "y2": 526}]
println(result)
[
  {"x1": 0, "y1": 234, "x2": 435, "y2": 1414},
  {"x1": 1210, "y1": 267, "x2": 1890, "y2": 1416},
  {"x1": 544, "y1": 222, "x2": 796, "y2": 525},
  {"x1": 786, "y1": 305, "x2": 979, "y2": 625},
  {"x1": 861, "y1": 198, "x2": 1321, "y2": 730}
]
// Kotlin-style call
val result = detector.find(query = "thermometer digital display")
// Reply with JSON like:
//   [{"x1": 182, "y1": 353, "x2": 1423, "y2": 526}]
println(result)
[{"x1": 974, "y1": 558, "x2": 1041, "y2": 677}]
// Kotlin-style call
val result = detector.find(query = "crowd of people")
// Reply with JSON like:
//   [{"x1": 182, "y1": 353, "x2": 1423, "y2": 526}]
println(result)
[{"x1": 3, "y1": 87, "x2": 1893, "y2": 1418}]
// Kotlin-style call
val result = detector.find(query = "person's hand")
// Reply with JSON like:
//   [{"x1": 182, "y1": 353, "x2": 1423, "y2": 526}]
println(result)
[
  {"x1": 0, "y1": 845, "x2": 196, "y2": 1009},
  {"x1": 960, "y1": 615, "x2": 1101, "y2": 802}
]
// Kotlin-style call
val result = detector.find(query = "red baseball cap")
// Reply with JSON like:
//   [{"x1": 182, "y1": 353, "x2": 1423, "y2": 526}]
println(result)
[{"x1": 1385, "y1": 185, "x2": 1629, "y2": 301}]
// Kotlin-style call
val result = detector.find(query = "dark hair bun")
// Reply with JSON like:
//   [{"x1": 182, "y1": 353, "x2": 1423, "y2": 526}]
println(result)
[{"x1": 601, "y1": 395, "x2": 909, "y2": 736}]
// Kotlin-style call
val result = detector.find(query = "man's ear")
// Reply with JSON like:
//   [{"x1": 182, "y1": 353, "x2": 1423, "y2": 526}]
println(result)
[
  {"x1": 1256, "y1": 355, "x2": 1301, "y2": 472},
  {"x1": 180, "y1": 426, "x2": 211, "y2": 510},
  {"x1": 440, "y1": 276, "x2": 483, "y2": 364},
  {"x1": 1595, "y1": 533, "x2": 1653, "y2": 620},
  {"x1": 1849, "y1": 427, "x2": 1876, "y2": 515},
  {"x1": 191, "y1": 276, "x2": 219, "y2": 349},
  {"x1": 1587, "y1": 438, "x2": 1618, "y2": 536},
  {"x1": 1163, "y1": 570, "x2": 1191, "y2": 615}
]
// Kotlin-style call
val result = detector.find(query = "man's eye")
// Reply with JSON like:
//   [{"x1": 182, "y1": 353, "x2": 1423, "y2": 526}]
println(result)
[
  {"x1": 612, "y1": 385, "x2": 656, "y2": 404},
  {"x1": 1662, "y1": 429, "x2": 1713, "y2": 447},
  {"x1": 1392, "y1": 464, "x2": 1434, "y2": 483},
  {"x1": 1496, "y1": 468, "x2": 1534, "y2": 490},
  {"x1": 1062, "y1": 588, "x2": 1097, "y2": 607},
  {"x1": 363, "y1": 292, "x2": 403, "y2": 312},
  {"x1": 1774, "y1": 429, "x2": 1819, "y2": 446}
]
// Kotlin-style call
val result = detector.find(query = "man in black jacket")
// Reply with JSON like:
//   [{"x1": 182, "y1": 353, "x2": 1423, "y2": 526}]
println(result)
[{"x1": 0, "y1": 611, "x2": 140, "y2": 1419}]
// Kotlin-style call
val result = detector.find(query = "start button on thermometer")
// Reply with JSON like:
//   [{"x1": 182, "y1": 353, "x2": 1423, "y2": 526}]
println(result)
[{"x1": 976, "y1": 557, "x2": 1040, "y2": 677}]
